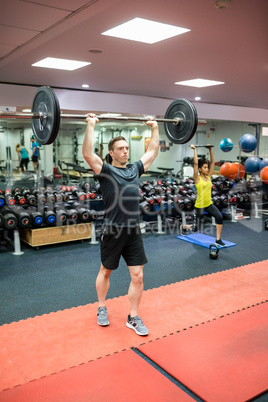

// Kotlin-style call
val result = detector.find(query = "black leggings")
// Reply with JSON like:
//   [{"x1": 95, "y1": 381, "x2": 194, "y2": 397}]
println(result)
[
  {"x1": 193, "y1": 204, "x2": 223, "y2": 232},
  {"x1": 20, "y1": 158, "x2": 29, "y2": 171}
]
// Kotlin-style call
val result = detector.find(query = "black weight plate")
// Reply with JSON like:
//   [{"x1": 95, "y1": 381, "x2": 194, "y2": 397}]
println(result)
[
  {"x1": 49, "y1": 86, "x2": 61, "y2": 144},
  {"x1": 164, "y1": 99, "x2": 198, "y2": 144},
  {"x1": 31, "y1": 86, "x2": 61, "y2": 145}
]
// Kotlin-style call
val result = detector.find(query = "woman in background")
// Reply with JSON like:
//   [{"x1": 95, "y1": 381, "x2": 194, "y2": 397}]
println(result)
[
  {"x1": 182, "y1": 144, "x2": 226, "y2": 247},
  {"x1": 16, "y1": 143, "x2": 29, "y2": 173}
]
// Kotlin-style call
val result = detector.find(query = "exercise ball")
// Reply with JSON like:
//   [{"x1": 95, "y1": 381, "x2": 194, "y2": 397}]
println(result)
[
  {"x1": 219, "y1": 138, "x2": 233, "y2": 152},
  {"x1": 260, "y1": 166, "x2": 268, "y2": 184},
  {"x1": 220, "y1": 162, "x2": 236, "y2": 178},
  {"x1": 239, "y1": 134, "x2": 257, "y2": 153},
  {"x1": 230, "y1": 163, "x2": 245, "y2": 179},
  {"x1": 259, "y1": 158, "x2": 268, "y2": 171},
  {"x1": 244, "y1": 156, "x2": 261, "y2": 173}
]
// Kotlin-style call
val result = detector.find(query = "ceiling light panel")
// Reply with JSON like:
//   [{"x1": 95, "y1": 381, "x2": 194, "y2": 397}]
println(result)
[
  {"x1": 175, "y1": 78, "x2": 225, "y2": 88},
  {"x1": 102, "y1": 17, "x2": 190, "y2": 44},
  {"x1": 32, "y1": 57, "x2": 91, "y2": 71}
]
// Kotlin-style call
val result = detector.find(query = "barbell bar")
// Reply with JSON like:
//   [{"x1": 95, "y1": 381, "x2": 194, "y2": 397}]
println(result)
[
  {"x1": 0, "y1": 86, "x2": 205, "y2": 146},
  {"x1": 190, "y1": 144, "x2": 214, "y2": 148}
]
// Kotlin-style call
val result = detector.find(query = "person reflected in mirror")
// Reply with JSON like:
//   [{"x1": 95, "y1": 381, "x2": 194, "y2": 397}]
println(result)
[
  {"x1": 15, "y1": 143, "x2": 29, "y2": 174},
  {"x1": 30, "y1": 135, "x2": 39, "y2": 172}
]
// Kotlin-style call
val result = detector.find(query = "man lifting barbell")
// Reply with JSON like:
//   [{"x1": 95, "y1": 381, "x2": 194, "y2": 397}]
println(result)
[
  {"x1": 181, "y1": 144, "x2": 226, "y2": 247},
  {"x1": 82, "y1": 113, "x2": 159, "y2": 336}
]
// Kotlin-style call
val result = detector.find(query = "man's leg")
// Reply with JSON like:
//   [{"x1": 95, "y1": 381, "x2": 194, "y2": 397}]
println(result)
[
  {"x1": 126, "y1": 265, "x2": 149, "y2": 336},
  {"x1": 128, "y1": 265, "x2": 144, "y2": 317},
  {"x1": 96, "y1": 263, "x2": 112, "y2": 307},
  {"x1": 96, "y1": 264, "x2": 112, "y2": 326}
]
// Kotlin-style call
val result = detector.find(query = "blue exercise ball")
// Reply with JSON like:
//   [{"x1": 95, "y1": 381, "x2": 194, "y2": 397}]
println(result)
[
  {"x1": 239, "y1": 134, "x2": 257, "y2": 153},
  {"x1": 219, "y1": 138, "x2": 233, "y2": 152},
  {"x1": 259, "y1": 158, "x2": 268, "y2": 171},
  {"x1": 244, "y1": 156, "x2": 261, "y2": 173}
]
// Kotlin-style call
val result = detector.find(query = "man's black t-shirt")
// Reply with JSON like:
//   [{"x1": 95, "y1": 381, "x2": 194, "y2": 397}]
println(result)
[{"x1": 97, "y1": 160, "x2": 144, "y2": 227}]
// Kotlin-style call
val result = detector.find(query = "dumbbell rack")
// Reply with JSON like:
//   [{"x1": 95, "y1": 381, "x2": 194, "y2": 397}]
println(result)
[{"x1": 19, "y1": 222, "x2": 93, "y2": 248}]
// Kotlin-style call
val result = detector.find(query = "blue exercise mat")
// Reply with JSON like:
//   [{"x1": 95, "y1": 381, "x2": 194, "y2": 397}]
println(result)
[{"x1": 176, "y1": 233, "x2": 236, "y2": 249}]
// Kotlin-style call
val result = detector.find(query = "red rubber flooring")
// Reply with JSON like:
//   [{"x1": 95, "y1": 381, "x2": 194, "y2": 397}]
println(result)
[
  {"x1": 139, "y1": 302, "x2": 268, "y2": 402},
  {"x1": 0, "y1": 259, "x2": 267, "y2": 400},
  {"x1": 0, "y1": 349, "x2": 194, "y2": 402}
]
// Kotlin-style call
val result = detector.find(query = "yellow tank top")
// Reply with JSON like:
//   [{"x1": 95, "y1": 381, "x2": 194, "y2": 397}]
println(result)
[{"x1": 194, "y1": 176, "x2": 212, "y2": 208}]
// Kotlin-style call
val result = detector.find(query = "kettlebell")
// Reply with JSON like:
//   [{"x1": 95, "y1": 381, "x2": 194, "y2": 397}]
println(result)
[{"x1": 209, "y1": 244, "x2": 219, "y2": 259}]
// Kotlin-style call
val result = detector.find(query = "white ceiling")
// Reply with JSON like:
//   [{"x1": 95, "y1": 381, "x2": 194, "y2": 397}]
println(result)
[{"x1": 0, "y1": 0, "x2": 268, "y2": 111}]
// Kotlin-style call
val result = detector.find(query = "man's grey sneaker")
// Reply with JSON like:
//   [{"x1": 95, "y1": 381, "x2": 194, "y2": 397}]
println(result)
[
  {"x1": 126, "y1": 315, "x2": 149, "y2": 336},
  {"x1": 215, "y1": 239, "x2": 226, "y2": 247},
  {"x1": 97, "y1": 306, "x2": 110, "y2": 326}
]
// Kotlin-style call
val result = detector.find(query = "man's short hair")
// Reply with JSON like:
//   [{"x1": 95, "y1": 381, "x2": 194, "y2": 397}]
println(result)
[{"x1": 108, "y1": 136, "x2": 127, "y2": 151}]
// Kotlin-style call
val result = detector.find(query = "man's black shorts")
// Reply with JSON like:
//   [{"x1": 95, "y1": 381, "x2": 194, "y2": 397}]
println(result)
[{"x1": 100, "y1": 225, "x2": 147, "y2": 270}]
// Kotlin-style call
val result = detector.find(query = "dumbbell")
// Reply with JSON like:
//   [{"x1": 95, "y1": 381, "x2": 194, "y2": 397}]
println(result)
[
  {"x1": 212, "y1": 179, "x2": 224, "y2": 191},
  {"x1": 225, "y1": 179, "x2": 235, "y2": 189},
  {"x1": 44, "y1": 190, "x2": 56, "y2": 204},
  {"x1": 0, "y1": 195, "x2": 5, "y2": 207},
  {"x1": 27, "y1": 208, "x2": 44, "y2": 227},
  {"x1": 212, "y1": 194, "x2": 221, "y2": 208},
  {"x1": 69, "y1": 202, "x2": 94, "y2": 223},
  {"x1": 166, "y1": 199, "x2": 175, "y2": 212},
  {"x1": 94, "y1": 183, "x2": 103, "y2": 195},
  {"x1": 152, "y1": 195, "x2": 162, "y2": 204},
  {"x1": 22, "y1": 188, "x2": 37, "y2": 206},
  {"x1": 140, "y1": 182, "x2": 155, "y2": 196},
  {"x1": 176, "y1": 185, "x2": 186, "y2": 195},
  {"x1": 140, "y1": 200, "x2": 150, "y2": 214},
  {"x1": 235, "y1": 193, "x2": 245, "y2": 203},
  {"x1": 64, "y1": 207, "x2": 79, "y2": 224},
  {"x1": 12, "y1": 188, "x2": 26, "y2": 205},
  {"x1": 81, "y1": 182, "x2": 90, "y2": 192},
  {"x1": 219, "y1": 194, "x2": 228, "y2": 207},
  {"x1": 168, "y1": 194, "x2": 179, "y2": 203},
  {"x1": 32, "y1": 189, "x2": 47, "y2": 205},
  {"x1": 54, "y1": 185, "x2": 67, "y2": 192},
  {"x1": 162, "y1": 185, "x2": 172, "y2": 196},
  {"x1": 5, "y1": 194, "x2": 16, "y2": 206},
  {"x1": 12, "y1": 186, "x2": 22, "y2": 195},
  {"x1": 21, "y1": 186, "x2": 31, "y2": 194},
  {"x1": 242, "y1": 192, "x2": 250, "y2": 203},
  {"x1": 43, "y1": 208, "x2": 56, "y2": 226},
  {"x1": 12, "y1": 207, "x2": 32, "y2": 228},
  {"x1": 160, "y1": 200, "x2": 168, "y2": 212},
  {"x1": 0, "y1": 206, "x2": 18, "y2": 229},
  {"x1": 53, "y1": 192, "x2": 64, "y2": 203},
  {"x1": 139, "y1": 191, "x2": 146, "y2": 202},
  {"x1": 53, "y1": 204, "x2": 68, "y2": 225},
  {"x1": 188, "y1": 193, "x2": 197, "y2": 203},
  {"x1": 185, "y1": 177, "x2": 195, "y2": 185},
  {"x1": 228, "y1": 194, "x2": 235, "y2": 203},
  {"x1": 177, "y1": 196, "x2": 193, "y2": 211},
  {"x1": 71, "y1": 187, "x2": 86, "y2": 202},
  {"x1": 87, "y1": 209, "x2": 99, "y2": 221}
]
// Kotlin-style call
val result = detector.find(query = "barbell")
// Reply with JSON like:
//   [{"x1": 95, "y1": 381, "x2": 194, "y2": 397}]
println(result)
[{"x1": 0, "y1": 86, "x2": 204, "y2": 146}]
